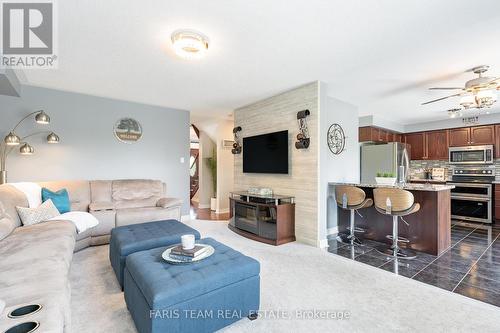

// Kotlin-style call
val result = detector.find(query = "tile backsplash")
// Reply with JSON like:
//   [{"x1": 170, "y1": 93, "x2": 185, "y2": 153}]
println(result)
[{"x1": 410, "y1": 160, "x2": 500, "y2": 180}]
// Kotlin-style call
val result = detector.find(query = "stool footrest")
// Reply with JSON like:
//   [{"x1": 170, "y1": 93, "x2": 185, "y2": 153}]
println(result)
[{"x1": 385, "y1": 235, "x2": 410, "y2": 243}]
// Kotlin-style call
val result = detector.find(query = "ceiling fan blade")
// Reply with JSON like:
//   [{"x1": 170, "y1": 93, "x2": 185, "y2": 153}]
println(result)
[
  {"x1": 429, "y1": 87, "x2": 463, "y2": 90},
  {"x1": 487, "y1": 77, "x2": 500, "y2": 84},
  {"x1": 421, "y1": 93, "x2": 462, "y2": 105}
]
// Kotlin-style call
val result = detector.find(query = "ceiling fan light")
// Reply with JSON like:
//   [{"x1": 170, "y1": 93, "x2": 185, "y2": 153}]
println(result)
[
  {"x1": 460, "y1": 95, "x2": 475, "y2": 109},
  {"x1": 448, "y1": 109, "x2": 462, "y2": 118},
  {"x1": 171, "y1": 30, "x2": 209, "y2": 59}
]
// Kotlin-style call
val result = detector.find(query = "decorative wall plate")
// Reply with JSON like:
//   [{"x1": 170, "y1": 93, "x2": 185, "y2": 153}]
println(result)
[
  {"x1": 327, "y1": 123, "x2": 345, "y2": 155},
  {"x1": 114, "y1": 118, "x2": 143, "y2": 143}
]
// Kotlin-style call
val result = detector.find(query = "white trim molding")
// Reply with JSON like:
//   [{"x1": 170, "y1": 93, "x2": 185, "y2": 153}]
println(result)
[{"x1": 327, "y1": 226, "x2": 338, "y2": 236}]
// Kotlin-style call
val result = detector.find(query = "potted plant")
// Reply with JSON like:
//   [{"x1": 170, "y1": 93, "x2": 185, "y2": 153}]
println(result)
[
  {"x1": 375, "y1": 172, "x2": 397, "y2": 185},
  {"x1": 205, "y1": 148, "x2": 217, "y2": 211}
]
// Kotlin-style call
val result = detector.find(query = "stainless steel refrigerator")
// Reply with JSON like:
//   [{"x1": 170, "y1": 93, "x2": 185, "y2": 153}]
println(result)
[{"x1": 360, "y1": 142, "x2": 411, "y2": 183}]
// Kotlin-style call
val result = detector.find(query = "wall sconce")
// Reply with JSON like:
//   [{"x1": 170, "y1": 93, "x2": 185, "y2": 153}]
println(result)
[
  {"x1": 295, "y1": 109, "x2": 310, "y2": 149},
  {"x1": 231, "y1": 126, "x2": 242, "y2": 154}
]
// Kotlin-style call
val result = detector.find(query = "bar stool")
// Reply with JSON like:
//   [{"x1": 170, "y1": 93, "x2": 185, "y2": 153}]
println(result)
[
  {"x1": 373, "y1": 188, "x2": 420, "y2": 259},
  {"x1": 335, "y1": 185, "x2": 373, "y2": 245}
]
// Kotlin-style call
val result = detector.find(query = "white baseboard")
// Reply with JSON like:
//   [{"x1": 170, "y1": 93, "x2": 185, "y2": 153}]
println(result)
[
  {"x1": 216, "y1": 208, "x2": 229, "y2": 214},
  {"x1": 198, "y1": 204, "x2": 210, "y2": 209},
  {"x1": 181, "y1": 215, "x2": 190, "y2": 222},
  {"x1": 327, "y1": 226, "x2": 338, "y2": 236}
]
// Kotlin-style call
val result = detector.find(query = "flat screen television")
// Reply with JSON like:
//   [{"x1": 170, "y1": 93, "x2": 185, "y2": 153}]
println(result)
[{"x1": 243, "y1": 130, "x2": 288, "y2": 174}]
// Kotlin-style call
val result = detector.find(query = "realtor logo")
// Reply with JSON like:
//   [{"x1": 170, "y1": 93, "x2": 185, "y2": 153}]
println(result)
[{"x1": 1, "y1": 0, "x2": 57, "y2": 68}]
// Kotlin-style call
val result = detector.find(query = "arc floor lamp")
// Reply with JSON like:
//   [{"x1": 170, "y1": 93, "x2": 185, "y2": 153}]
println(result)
[{"x1": 0, "y1": 110, "x2": 60, "y2": 184}]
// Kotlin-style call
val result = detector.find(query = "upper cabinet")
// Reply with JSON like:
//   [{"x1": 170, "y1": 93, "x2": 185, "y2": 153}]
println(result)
[
  {"x1": 359, "y1": 126, "x2": 402, "y2": 143},
  {"x1": 405, "y1": 132, "x2": 426, "y2": 160},
  {"x1": 449, "y1": 126, "x2": 495, "y2": 146},
  {"x1": 404, "y1": 130, "x2": 448, "y2": 161},
  {"x1": 425, "y1": 130, "x2": 449, "y2": 160},
  {"x1": 361, "y1": 124, "x2": 496, "y2": 161},
  {"x1": 495, "y1": 125, "x2": 500, "y2": 158},
  {"x1": 449, "y1": 128, "x2": 470, "y2": 147},
  {"x1": 470, "y1": 125, "x2": 495, "y2": 145}
]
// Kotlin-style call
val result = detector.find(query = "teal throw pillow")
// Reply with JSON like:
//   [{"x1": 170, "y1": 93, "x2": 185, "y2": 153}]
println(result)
[{"x1": 41, "y1": 188, "x2": 70, "y2": 214}]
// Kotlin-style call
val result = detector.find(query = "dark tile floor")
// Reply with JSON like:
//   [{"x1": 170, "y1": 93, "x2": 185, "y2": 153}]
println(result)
[{"x1": 328, "y1": 222, "x2": 500, "y2": 307}]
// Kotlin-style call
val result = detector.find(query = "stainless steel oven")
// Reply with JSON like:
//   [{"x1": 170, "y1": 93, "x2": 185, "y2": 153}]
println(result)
[
  {"x1": 448, "y1": 182, "x2": 492, "y2": 224},
  {"x1": 448, "y1": 166, "x2": 494, "y2": 224},
  {"x1": 449, "y1": 145, "x2": 494, "y2": 165}
]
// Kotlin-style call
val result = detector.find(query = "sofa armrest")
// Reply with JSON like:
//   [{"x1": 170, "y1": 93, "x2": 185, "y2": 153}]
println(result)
[
  {"x1": 89, "y1": 201, "x2": 115, "y2": 211},
  {"x1": 156, "y1": 197, "x2": 182, "y2": 209}
]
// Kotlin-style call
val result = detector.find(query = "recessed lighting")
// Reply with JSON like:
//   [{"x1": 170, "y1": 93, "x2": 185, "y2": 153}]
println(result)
[{"x1": 171, "y1": 29, "x2": 209, "y2": 59}]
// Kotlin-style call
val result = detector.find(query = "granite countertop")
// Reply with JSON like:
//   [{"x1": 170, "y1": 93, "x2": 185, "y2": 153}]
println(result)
[
  {"x1": 329, "y1": 182, "x2": 455, "y2": 191},
  {"x1": 409, "y1": 178, "x2": 449, "y2": 183}
]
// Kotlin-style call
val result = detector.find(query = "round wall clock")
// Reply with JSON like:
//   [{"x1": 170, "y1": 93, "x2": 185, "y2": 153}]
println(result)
[
  {"x1": 114, "y1": 118, "x2": 143, "y2": 144},
  {"x1": 327, "y1": 123, "x2": 345, "y2": 155}
]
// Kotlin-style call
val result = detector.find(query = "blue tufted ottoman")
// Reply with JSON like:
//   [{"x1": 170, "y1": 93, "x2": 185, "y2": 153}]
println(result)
[
  {"x1": 110, "y1": 219, "x2": 201, "y2": 289},
  {"x1": 124, "y1": 237, "x2": 260, "y2": 333}
]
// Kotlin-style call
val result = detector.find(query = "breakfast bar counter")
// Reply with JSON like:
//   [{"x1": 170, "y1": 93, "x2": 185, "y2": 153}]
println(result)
[{"x1": 329, "y1": 182, "x2": 454, "y2": 255}]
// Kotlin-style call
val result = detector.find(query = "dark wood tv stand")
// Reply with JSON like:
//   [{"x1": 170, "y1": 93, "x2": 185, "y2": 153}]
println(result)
[{"x1": 228, "y1": 191, "x2": 295, "y2": 246}]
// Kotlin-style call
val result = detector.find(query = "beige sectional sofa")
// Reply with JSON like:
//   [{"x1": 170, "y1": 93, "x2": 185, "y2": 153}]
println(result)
[{"x1": 0, "y1": 179, "x2": 183, "y2": 332}]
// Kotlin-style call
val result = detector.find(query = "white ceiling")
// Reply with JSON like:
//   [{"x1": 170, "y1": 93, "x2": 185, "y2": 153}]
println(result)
[{"x1": 21, "y1": 0, "x2": 500, "y2": 125}]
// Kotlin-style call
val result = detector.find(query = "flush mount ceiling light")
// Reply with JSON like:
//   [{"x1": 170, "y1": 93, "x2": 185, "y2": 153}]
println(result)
[{"x1": 171, "y1": 29, "x2": 209, "y2": 59}]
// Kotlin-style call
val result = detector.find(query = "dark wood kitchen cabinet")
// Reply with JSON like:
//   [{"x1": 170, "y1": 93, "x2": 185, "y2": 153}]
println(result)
[
  {"x1": 449, "y1": 125, "x2": 495, "y2": 146},
  {"x1": 405, "y1": 132, "x2": 426, "y2": 160},
  {"x1": 449, "y1": 128, "x2": 470, "y2": 147},
  {"x1": 470, "y1": 125, "x2": 495, "y2": 145},
  {"x1": 359, "y1": 127, "x2": 380, "y2": 142},
  {"x1": 495, "y1": 184, "x2": 500, "y2": 221},
  {"x1": 495, "y1": 125, "x2": 500, "y2": 157},
  {"x1": 425, "y1": 130, "x2": 448, "y2": 160},
  {"x1": 359, "y1": 126, "x2": 401, "y2": 143}
]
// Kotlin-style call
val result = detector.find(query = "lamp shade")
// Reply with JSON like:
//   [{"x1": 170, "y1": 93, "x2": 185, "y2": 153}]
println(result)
[
  {"x1": 35, "y1": 111, "x2": 50, "y2": 124},
  {"x1": 460, "y1": 95, "x2": 475, "y2": 109},
  {"x1": 47, "y1": 132, "x2": 60, "y2": 144},
  {"x1": 4, "y1": 132, "x2": 21, "y2": 146},
  {"x1": 19, "y1": 143, "x2": 34, "y2": 155}
]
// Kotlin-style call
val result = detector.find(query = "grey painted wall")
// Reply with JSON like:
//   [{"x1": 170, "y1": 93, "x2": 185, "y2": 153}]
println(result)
[{"x1": 0, "y1": 85, "x2": 190, "y2": 214}]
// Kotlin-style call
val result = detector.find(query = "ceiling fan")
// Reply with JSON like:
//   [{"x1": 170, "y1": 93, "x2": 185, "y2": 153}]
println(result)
[{"x1": 422, "y1": 65, "x2": 499, "y2": 109}]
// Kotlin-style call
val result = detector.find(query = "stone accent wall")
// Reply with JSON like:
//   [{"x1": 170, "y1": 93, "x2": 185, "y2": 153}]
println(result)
[{"x1": 233, "y1": 82, "x2": 319, "y2": 245}]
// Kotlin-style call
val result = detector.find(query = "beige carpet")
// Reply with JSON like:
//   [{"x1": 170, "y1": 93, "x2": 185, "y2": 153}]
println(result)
[{"x1": 70, "y1": 220, "x2": 500, "y2": 332}]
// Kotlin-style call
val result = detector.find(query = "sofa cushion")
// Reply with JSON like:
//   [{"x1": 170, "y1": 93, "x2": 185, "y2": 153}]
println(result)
[
  {"x1": 42, "y1": 187, "x2": 71, "y2": 213},
  {"x1": 90, "y1": 180, "x2": 112, "y2": 203},
  {"x1": 38, "y1": 180, "x2": 91, "y2": 212},
  {"x1": 0, "y1": 202, "x2": 15, "y2": 241},
  {"x1": 112, "y1": 179, "x2": 163, "y2": 209},
  {"x1": 16, "y1": 199, "x2": 60, "y2": 226},
  {"x1": 0, "y1": 217, "x2": 15, "y2": 241},
  {"x1": 0, "y1": 220, "x2": 76, "y2": 306},
  {"x1": 89, "y1": 201, "x2": 115, "y2": 211},
  {"x1": 156, "y1": 197, "x2": 182, "y2": 209},
  {"x1": 115, "y1": 206, "x2": 180, "y2": 227},
  {"x1": 0, "y1": 184, "x2": 28, "y2": 227}
]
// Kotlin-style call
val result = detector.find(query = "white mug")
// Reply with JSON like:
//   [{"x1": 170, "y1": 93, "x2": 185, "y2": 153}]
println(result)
[{"x1": 181, "y1": 234, "x2": 195, "y2": 250}]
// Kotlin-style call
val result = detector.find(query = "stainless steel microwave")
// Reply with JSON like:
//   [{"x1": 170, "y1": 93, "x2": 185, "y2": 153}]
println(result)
[{"x1": 449, "y1": 145, "x2": 494, "y2": 165}]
